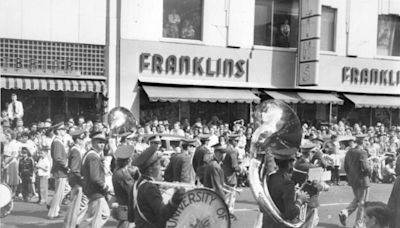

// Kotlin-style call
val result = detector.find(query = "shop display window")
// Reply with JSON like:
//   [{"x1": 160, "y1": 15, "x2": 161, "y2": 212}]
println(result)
[
  {"x1": 377, "y1": 15, "x2": 400, "y2": 56},
  {"x1": 163, "y1": 0, "x2": 203, "y2": 40},
  {"x1": 321, "y1": 6, "x2": 336, "y2": 51},
  {"x1": 254, "y1": 0, "x2": 299, "y2": 48}
]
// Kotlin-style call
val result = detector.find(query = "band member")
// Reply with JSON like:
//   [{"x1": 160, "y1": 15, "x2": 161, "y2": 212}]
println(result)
[
  {"x1": 112, "y1": 145, "x2": 138, "y2": 228},
  {"x1": 80, "y1": 132, "x2": 110, "y2": 228},
  {"x1": 222, "y1": 134, "x2": 241, "y2": 187},
  {"x1": 64, "y1": 129, "x2": 88, "y2": 228},
  {"x1": 387, "y1": 176, "x2": 400, "y2": 228},
  {"x1": 192, "y1": 134, "x2": 211, "y2": 184},
  {"x1": 263, "y1": 147, "x2": 310, "y2": 228},
  {"x1": 339, "y1": 135, "x2": 371, "y2": 228},
  {"x1": 130, "y1": 135, "x2": 185, "y2": 228},
  {"x1": 164, "y1": 138, "x2": 196, "y2": 183},
  {"x1": 48, "y1": 122, "x2": 71, "y2": 219},
  {"x1": 203, "y1": 144, "x2": 226, "y2": 199}
]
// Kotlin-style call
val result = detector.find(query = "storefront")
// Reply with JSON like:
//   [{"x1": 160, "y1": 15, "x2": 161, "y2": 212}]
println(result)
[{"x1": 0, "y1": 39, "x2": 107, "y2": 124}]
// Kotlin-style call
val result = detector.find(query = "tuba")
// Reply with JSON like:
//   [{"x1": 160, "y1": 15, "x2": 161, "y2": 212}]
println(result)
[
  {"x1": 107, "y1": 106, "x2": 137, "y2": 136},
  {"x1": 248, "y1": 100, "x2": 306, "y2": 228}
]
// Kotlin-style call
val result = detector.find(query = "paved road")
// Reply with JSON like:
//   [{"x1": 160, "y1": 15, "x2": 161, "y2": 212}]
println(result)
[{"x1": 1, "y1": 182, "x2": 393, "y2": 228}]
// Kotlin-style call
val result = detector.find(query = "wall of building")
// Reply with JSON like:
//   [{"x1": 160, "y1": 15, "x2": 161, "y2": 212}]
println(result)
[{"x1": 0, "y1": 0, "x2": 106, "y2": 44}]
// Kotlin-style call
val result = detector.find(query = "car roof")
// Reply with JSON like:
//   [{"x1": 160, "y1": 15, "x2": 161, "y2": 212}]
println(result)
[{"x1": 141, "y1": 133, "x2": 186, "y2": 142}]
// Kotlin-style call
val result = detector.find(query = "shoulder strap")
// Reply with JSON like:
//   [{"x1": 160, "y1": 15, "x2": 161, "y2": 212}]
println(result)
[
  {"x1": 81, "y1": 150, "x2": 97, "y2": 166},
  {"x1": 133, "y1": 179, "x2": 152, "y2": 225}
]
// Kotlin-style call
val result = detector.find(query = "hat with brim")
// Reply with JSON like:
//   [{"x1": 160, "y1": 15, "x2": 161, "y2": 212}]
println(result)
[
  {"x1": 355, "y1": 134, "x2": 367, "y2": 142},
  {"x1": 228, "y1": 134, "x2": 240, "y2": 141},
  {"x1": 181, "y1": 138, "x2": 196, "y2": 146},
  {"x1": 70, "y1": 129, "x2": 85, "y2": 140},
  {"x1": 199, "y1": 134, "x2": 211, "y2": 142},
  {"x1": 53, "y1": 122, "x2": 66, "y2": 131},
  {"x1": 310, "y1": 138, "x2": 324, "y2": 144},
  {"x1": 90, "y1": 131, "x2": 106, "y2": 141},
  {"x1": 132, "y1": 146, "x2": 161, "y2": 170},
  {"x1": 300, "y1": 142, "x2": 316, "y2": 152},
  {"x1": 271, "y1": 147, "x2": 297, "y2": 160},
  {"x1": 212, "y1": 143, "x2": 226, "y2": 153},
  {"x1": 115, "y1": 145, "x2": 135, "y2": 159}
]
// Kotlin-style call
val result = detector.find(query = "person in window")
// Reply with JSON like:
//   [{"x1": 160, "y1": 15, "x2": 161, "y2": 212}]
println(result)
[
  {"x1": 7, "y1": 93, "x2": 24, "y2": 128},
  {"x1": 167, "y1": 9, "x2": 180, "y2": 38},
  {"x1": 275, "y1": 19, "x2": 291, "y2": 47},
  {"x1": 181, "y1": 20, "x2": 195, "y2": 39}
]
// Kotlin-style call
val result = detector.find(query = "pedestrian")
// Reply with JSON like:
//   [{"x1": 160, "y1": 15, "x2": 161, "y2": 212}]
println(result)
[
  {"x1": 18, "y1": 147, "x2": 34, "y2": 201},
  {"x1": 387, "y1": 176, "x2": 400, "y2": 228},
  {"x1": 36, "y1": 149, "x2": 50, "y2": 205},
  {"x1": 130, "y1": 135, "x2": 185, "y2": 228},
  {"x1": 112, "y1": 145, "x2": 138, "y2": 228},
  {"x1": 364, "y1": 201, "x2": 390, "y2": 228},
  {"x1": 64, "y1": 129, "x2": 88, "y2": 228},
  {"x1": 48, "y1": 122, "x2": 71, "y2": 219},
  {"x1": 80, "y1": 131, "x2": 110, "y2": 228},
  {"x1": 164, "y1": 138, "x2": 195, "y2": 183},
  {"x1": 339, "y1": 134, "x2": 371, "y2": 228},
  {"x1": 7, "y1": 93, "x2": 24, "y2": 128},
  {"x1": 2, "y1": 130, "x2": 20, "y2": 196}
]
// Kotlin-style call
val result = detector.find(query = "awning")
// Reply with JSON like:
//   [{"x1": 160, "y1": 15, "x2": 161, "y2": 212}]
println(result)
[
  {"x1": 1, "y1": 76, "x2": 106, "y2": 93},
  {"x1": 142, "y1": 85, "x2": 260, "y2": 103},
  {"x1": 344, "y1": 94, "x2": 400, "y2": 109},
  {"x1": 264, "y1": 91, "x2": 301, "y2": 103},
  {"x1": 297, "y1": 92, "x2": 343, "y2": 105}
]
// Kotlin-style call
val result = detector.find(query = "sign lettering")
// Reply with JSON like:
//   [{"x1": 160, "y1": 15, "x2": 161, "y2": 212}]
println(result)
[{"x1": 342, "y1": 66, "x2": 400, "y2": 86}]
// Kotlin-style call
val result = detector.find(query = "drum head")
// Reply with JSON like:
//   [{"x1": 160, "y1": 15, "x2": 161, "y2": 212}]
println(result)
[
  {"x1": 166, "y1": 188, "x2": 231, "y2": 228},
  {"x1": 0, "y1": 184, "x2": 12, "y2": 208}
]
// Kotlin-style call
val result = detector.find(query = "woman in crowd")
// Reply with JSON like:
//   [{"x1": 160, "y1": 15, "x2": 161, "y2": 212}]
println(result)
[{"x1": 3, "y1": 130, "x2": 20, "y2": 197}]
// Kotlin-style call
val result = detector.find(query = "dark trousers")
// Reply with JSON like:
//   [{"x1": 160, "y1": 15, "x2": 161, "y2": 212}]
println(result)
[
  {"x1": 331, "y1": 166, "x2": 340, "y2": 184},
  {"x1": 21, "y1": 175, "x2": 33, "y2": 200}
]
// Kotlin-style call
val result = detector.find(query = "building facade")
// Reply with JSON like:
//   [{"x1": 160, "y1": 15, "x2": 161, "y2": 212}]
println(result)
[
  {"x1": 0, "y1": 0, "x2": 107, "y2": 124},
  {"x1": 1, "y1": 0, "x2": 399, "y2": 127}
]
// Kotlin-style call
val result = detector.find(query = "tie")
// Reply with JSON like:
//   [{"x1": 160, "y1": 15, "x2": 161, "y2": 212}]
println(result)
[{"x1": 13, "y1": 102, "x2": 16, "y2": 115}]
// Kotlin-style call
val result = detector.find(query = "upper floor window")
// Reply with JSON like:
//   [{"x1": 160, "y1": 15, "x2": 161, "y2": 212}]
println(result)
[
  {"x1": 321, "y1": 6, "x2": 336, "y2": 51},
  {"x1": 163, "y1": 0, "x2": 203, "y2": 40},
  {"x1": 254, "y1": 0, "x2": 299, "y2": 48},
  {"x1": 377, "y1": 15, "x2": 400, "y2": 56}
]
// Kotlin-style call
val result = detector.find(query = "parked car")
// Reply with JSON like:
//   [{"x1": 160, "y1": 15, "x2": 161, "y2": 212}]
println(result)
[{"x1": 322, "y1": 135, "x2": 355, "y2": 177}]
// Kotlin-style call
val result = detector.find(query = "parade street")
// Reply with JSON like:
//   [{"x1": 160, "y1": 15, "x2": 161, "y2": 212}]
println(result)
[{"x1": 1, "y1": 183, "x2": 393, "y2": 228}]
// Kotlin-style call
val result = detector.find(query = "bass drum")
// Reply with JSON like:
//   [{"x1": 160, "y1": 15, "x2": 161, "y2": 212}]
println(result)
[
  {"x1": 0, "y1": 183, "x2": 13, "y2": 218},
  {"x1": 166, "y1": 188, "x2": 231, "y2": 228}
]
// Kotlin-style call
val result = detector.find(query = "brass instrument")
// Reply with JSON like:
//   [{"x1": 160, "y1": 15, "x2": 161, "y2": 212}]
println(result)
[
  {"x1": 248, "y1": 100, "x2": 306, "y2": 228},
  {"x1": 107, "y1": 106, "x2": 137, "y2": 136}
]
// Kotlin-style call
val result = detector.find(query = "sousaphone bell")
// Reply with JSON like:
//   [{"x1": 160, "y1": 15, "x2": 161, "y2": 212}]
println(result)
[{"x1": 107, "y1": 107, "x2": 137, "y2": 136}]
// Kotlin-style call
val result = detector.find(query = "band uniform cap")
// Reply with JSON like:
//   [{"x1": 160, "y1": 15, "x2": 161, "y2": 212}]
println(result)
[
  {"x1": 119, "y1": 131, "x2": 132, "y2": 138},
  {"x1": 310, "y1": 138, "x2": 324, "y2": 144},
  {"x1": 53, "y1": 122, "x2": 66, "y2": 130},
  {"x1": 132, "y1": 146, "x2": 161, "y2": 170},
  {"x1": 115, "y1": 145, "x2": 135, "y2": 159},
  {"x1": 300, "y1": 142, "x2": 316, "y2": 151},
  {"x1": 181, "y1": 138, "x2": 197, "y2": 146},
  {"x1": 90, "y1": 131, "x2": 107, "y2": 141},
  {"x1": 271, "y1": 147, "x2": 297, "y2": 160},
  {"x1": 212, "y1": 143, "x2": 226, "y2": 153},
  {"x1": 193, "y1": 122, "x2": 202, "y2": 128},
  {"x1": 70, "y1": 129, "x2": 85, "y2": 139},
  {"x1": 126, "y1": 132, "x2": 137, "y2": 139},
  {"x1": 228, "y1": 134, "x2": 240, "y2": 141},
  {"x1": 199, "y1": 134, "x2": 211, "y2": 141},
  {"x1": 148, "y1": 135, "x2": 161, "y2": 143},
  {"x1": 355, "y1": 134, "x2": 368, "y2": 141}
]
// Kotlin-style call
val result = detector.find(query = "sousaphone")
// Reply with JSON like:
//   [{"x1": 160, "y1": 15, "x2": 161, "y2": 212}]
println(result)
[
  {"x1": 107, "y1": 106, "x2": 137, "y2": 136},
  {"x1": 248, "y1": 100, "x2": 305, "y2": 228}
]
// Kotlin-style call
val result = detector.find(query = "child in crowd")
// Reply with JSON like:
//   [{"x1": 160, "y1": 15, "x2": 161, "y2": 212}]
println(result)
[
  {"x1": 18, "y1": 147, "x2": 35, "y2": 201},
  {"x1": 36, "y1": 150, "x2": 50, "y2": 204}
]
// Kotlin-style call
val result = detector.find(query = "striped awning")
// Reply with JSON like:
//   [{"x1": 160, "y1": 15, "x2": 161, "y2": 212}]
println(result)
[
  {"x1": 344, "y1": 94, "x2": 400, "y2": 109},
  {"x1": 1, "y1": 76, "x2": 106, "y2": 93}
]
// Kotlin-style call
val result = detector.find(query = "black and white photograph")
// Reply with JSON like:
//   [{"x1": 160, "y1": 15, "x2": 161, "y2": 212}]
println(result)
[{"x1": 0, "y1": 0, "x2": 400, "y2": 228}]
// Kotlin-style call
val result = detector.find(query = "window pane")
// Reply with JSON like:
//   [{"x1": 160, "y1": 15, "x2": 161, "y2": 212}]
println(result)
[
  {"x1": 377, "y1": 15, "x2": 400, "y2": 56},
  {"x1": 321, "y1": 6, "x2": 336, "y2": 51},
  {"x1": 254, "y1": 0, "x2": 273, "y2": 46},
  {"x1": 163, "y1": 0, "x2": 203, "y2": 40},
  {"x1": 273, "y1": 0, "x2": 299, "y2": 48}
]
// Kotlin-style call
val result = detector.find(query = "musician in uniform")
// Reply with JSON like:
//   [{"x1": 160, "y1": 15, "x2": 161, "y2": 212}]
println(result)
[
  {"x1": 192, "y1": 134, "x2": 211, "y2": 184},
  {"x1": 64, "y1": 129, "x2": 88, "y2": 228},
  {"x1": 130, "y1": 135, "x2": 185, "y2": 228},
  {"x1": 48, "y1": 122, "x2": 71, "y2": 219},
  {"x1": 203, "y1": 143, "x2": 226, "y2": 199},
  {"x1": 164, "y1": 138, "x2": 195, "y2": 183},
  {"x1": 339, "y1": 135, "x2": 371, "y2": 228},
  {"x1": 222, "y1": 134, "x2": 241, "y2": 187},
  {"x1": 262, "y1": 147, "x2": 310, "y2": 228},
  {"x1": 80, "y1": 132, "x2": 110, "y2": 228},
  {"x1": 112, "y1": 145, "x2": 138, "y2": 228}
]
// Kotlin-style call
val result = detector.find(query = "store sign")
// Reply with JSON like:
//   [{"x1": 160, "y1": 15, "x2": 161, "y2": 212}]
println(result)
[
  {"x1": 298, "y1": 0, "x2": 321, "y2": 86},
  {"x1": 342, "y1": 66, "x2": 400, "y2": 86},
  {"x1": 139, "y1": 53, "x2": 247, "y2": 78},
  {"x1": 1, "y1": 57, "x2": 80, "y2": 76}
]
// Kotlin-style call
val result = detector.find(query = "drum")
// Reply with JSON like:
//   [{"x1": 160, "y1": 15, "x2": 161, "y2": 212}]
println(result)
[
  {"x1": 0, "y1": 183, "x2": 13, "y2": 218},
  {"x1": 166, "y1": 188, "x2": 231, "y2": 228}
]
